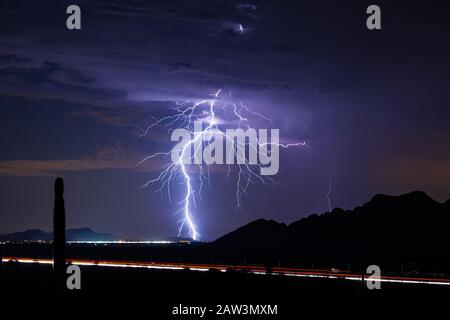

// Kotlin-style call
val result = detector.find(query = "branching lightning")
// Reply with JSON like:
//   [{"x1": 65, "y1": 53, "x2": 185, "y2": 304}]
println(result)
[
  {"x1": 326, "y1": 161, "x2": 336, "y2": 212},
  {"x1": 137, "y1": 90, "x2": 306, "y2": 240}
]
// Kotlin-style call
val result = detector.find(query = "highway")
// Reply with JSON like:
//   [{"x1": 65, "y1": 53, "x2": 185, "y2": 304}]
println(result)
[{"x1": 3, "y1": 256, "x2": 450, "y2": 286}]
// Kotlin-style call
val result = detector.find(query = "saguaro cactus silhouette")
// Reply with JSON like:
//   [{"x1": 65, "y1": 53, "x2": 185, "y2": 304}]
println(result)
[{"x1": 53, "y1": 177, "x2": 66, "y2": 293}]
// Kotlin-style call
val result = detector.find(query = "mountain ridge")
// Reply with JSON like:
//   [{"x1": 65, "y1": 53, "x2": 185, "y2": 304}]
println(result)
[
  {"x1": 0, "y1": 227, "x2": 117, "y2": 241},
  {"x1": 212, "y1": 191, "x2": 450, "y2": 267}
]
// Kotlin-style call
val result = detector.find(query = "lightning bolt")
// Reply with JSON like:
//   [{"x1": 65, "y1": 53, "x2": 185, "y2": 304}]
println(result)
[
  {"x1": 137, "y1": 90, "x2": 306, "y2": 240},
  {"x1": 326, "y1": 161, "x2": 336, "y2": 212}
]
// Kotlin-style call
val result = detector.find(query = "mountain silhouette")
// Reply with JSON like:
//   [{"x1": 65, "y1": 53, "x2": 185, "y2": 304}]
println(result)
[
  {"x1": 444, "y1": 198, "x2": 450, "y2": 210},
  {"x1": 0, "y1": 229, "x2": 50, "y2": 241},
  {"x1": 213, "y1": 191, "x2": 450, "y2": 270},
  {"x1": 214, "y1": 219, "x2": 286, "y2": 249},
  {"x1": 0, "y1": 228, "x2": 117, "y2": 241}
]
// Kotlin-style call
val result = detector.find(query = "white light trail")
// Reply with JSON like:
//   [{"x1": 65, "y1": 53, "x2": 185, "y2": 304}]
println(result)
[{"x1": 4, "y1": 257, "x2": 450, "y2": 286}]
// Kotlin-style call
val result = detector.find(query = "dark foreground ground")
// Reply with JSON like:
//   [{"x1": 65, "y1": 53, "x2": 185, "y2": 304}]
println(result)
[
  {"x1": 2, "y1": 242, "x2": 450, "y2": 317},
  {"x1": 2, "y1": 262, "x2": 450, "y2": 299},
  {"x1": 1, "y1": 262, "x2": 449, "y2": 318}
]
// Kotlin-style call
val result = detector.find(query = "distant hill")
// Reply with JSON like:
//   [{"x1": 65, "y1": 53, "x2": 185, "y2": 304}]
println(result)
[
  {"x1": 213, "y1": 191, "x2": 450, "y2": 269},
  {"x1": 0, "y1": 228, "x2": 117, "y2": 241},
  {"x1": 213, "y1": 219, "x2": 286, "y2": 250},
  {"x1": 440, "y1": 196, "x2": 450, "y2": 211},
  {"x1": 65, "y1": 228, "x2": 117, "y2": 241},
  {"x1": 0, "y1": 229, "x2": 50, "y2": 241}
]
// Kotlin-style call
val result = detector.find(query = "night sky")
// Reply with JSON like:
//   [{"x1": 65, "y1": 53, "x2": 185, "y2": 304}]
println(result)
[{"x1": 1, "y1": 0, "x2": 450, "y2": 240}]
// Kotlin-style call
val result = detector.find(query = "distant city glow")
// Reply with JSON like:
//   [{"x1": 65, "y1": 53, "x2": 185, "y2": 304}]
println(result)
[
  {"x1": 67, "y1": 240, "x2": 179, "y2": 244},
  {"x1": 0, "y1": 240, "x2": 186, "y2": 245}
]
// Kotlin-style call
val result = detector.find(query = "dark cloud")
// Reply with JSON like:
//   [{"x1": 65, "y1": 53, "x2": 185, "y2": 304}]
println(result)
[
  {"x1": 0, "y1": 143, "x2": 139, "y2": 177},
  {"x1": 0, "y1": 54, "x2": 33, "y2": 66},
  {"x1": 0, "y1": 60, "x2": 92, "y2": 86},
  {"x1": 167, "y1": 62, "x2": 197, "y2": 72},
  {"x1": 1, "y1": 0, "x2": 450, "y2": 238}
]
